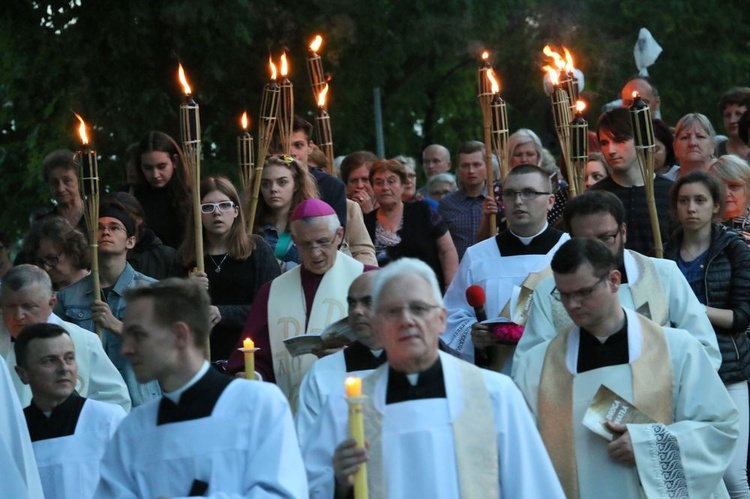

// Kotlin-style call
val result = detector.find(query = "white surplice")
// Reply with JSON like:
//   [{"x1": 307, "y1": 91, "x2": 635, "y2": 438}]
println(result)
[
  {"x1": 304, "y1": 351, "x2": 564, "y2": 498},
  {"x1": 33, "y1": 399, "x2": 125, "y2": 499},
  {"x1": 0, "y1": 313, "x2": 132, "y2": 412},
  {"x1": 295, "y1": 349, "x2": 377, "y2": 449},
  {"x1": 0, "y1": 357, "x2": 44, "y2": 499},
  {"x1": 514, "y1": 249, "x2": 722, "y2": 374},
  {"x1": 515, "y1": 309, "x2": 739, "y2": 498},
  {"x1": 95, "y1": 379, "x2": 307, "y2": 499},
  {"x1": 442, "y1": 231, "x2": 569, "y2": 368}
]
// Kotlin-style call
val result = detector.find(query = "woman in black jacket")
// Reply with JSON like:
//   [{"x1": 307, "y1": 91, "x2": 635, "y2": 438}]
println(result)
[{"x1": 667, "y1": 170, "x2": 750, "y2": 497}]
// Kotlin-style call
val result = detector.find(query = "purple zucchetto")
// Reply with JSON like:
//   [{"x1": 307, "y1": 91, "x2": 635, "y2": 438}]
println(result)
[{"x1": 290, "y1": 199, "x2": 336, "y2": 221}]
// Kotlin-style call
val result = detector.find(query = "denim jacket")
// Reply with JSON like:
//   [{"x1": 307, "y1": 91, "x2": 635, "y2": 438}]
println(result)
[{"x1": 54, "y1": 263, "x2": 161, "y2": 407}]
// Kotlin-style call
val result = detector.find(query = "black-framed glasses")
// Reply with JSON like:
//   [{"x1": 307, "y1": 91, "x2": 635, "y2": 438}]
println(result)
[
  {"x1": 596, "y1": 225, "x2": 622, "y2": 246},
  {"x1": 379, "y1": 302, "x2": 441, "y2": 321},
  {"x1": 551, "y1": 273, "x2": 610, "y2": 302},
  {"x1": 501, "y1": 189, "x2": 551, "y2": 201},
  {"x1": 36, "y1": 252, "x2": 62, "y2": 268},
  {"x1": 200, "y1": 201, "x2": 236, "y2": 214}
]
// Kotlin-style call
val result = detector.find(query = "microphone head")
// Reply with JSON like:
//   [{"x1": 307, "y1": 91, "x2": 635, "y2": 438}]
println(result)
[{"x1": 465, "y1": 285, "x2": 486, "y2": 308}]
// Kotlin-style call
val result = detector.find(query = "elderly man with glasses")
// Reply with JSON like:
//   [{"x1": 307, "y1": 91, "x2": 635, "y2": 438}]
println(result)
[
  {"x1": 227, "y1": 199, "x2": 377, "y2": 407},
  {"x1": 304, "y1": 258, "x2": 565, "y2": 498},
  {"x1": 515, "y1": 237, "x2": 737, "y2": 498},
  {"x1": 514, "y1": 190, "x2": 720, "y2": 374}
]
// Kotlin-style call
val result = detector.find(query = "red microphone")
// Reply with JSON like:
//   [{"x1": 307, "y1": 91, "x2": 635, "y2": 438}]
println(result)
[{"x1": 465, "y1": 285, "x2": 487, "y2": 322}]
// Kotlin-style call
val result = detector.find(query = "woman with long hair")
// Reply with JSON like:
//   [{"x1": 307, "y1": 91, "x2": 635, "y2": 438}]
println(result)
[
  {"x1": 254, "y1": 155, "x2": 319, "y2": 272},
  {"x1": 133, "y1": 131, "x2": 192, "y2": 249},
  {"x1": 177, "y1": 176, "x2": 280, "y2": 362},
  {"x1": 666, "y1": 171, "x2": 750, "y2": 497}
]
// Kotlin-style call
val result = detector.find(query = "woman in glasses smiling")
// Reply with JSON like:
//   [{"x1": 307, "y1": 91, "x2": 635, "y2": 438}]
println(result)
[
  {"x1": 21, "y1": 216, "x2": 90, "y2": 291},
  {"x1": 176, "y1": 177, "x2": 280, "y2": 362}
]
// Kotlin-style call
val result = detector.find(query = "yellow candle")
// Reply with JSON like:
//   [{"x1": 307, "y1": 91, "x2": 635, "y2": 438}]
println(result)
[
  {"x1": 243, "y1": 338, "x2": 255, "y2": 380},
  {"x1": 346, "y1": 376, "x2": 367, "y2": 498}
]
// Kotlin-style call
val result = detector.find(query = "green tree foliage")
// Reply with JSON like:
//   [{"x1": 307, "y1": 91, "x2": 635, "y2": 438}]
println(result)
[{"x1": 1, "y1": 0, "x2": 748, "y2": 239}]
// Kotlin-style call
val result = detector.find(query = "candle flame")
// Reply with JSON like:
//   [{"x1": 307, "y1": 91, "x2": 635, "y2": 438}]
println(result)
[
  {"x1": 241, "y1": 111, "x2": 249, "y2": 130},
  {"x1": 486, "y1": 68, "x2": 500, "y2": 94},
  {"x1": 177, "y1": 64, "x2": 192, "y2": 96},
  {"x1": 73, "y1": 112, "x2": 89, "y2": 145},
  {"x1": 543, "y1": 65, "x2": 559, "y2": 86},
  {"x1": 269, "y1": 56, "x2": 278, "y2": 80},
  {"x1": 317, "y1": 84, "x2": 329, "y2": 108},
  {"x1": 576, "y1": 100, "x2": 586, "y2": 113},
  {"x1": 310, "y1": 35, "x2": 323, "y2": 53},
  {"x1": 481, "y1": 51, "x2": 489, "y2": 61},
  {"x1": 280, "y1": 52, "x2": 289, "y2": 77}
]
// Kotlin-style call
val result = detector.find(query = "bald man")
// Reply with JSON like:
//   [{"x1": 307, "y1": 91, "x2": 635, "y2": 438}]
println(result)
[{"x1": 419, "y1": 144, "x2": 452, "y2": 199}]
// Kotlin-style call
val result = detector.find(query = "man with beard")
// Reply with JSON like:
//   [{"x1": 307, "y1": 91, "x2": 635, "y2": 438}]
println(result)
[{"x1": 514, "y1": 190, "x2": 720, "y2": 371}]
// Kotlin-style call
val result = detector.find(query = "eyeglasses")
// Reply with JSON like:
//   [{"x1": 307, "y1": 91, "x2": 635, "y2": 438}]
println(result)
[
  {"x1": 200, "y1": 201, "x2": 236, "y2": 214},
  {"x1": 595, "y1": 226, "x2": 621, "y2": 246},
  {"x1": 98, "y1": 223, "x2": 126, "y2": 233},
  {"x1": 501, "y1": 189, "x2": 551, "y2": 201},
  {"x1": 36, "y1": 252, "x2": 62, "y2": 268},
  {"x1": 406, "y1": 173, "x2": 417, "y2": 180},
  {"x1": 379, "y1": 302, "x2": 441, "y2": 320},
  {"x1": 296, "y1": 238, "x2": 337, "y2": 252},
  {"x1": 551, "y1": 273, "x2": 609, "y2": 302}
]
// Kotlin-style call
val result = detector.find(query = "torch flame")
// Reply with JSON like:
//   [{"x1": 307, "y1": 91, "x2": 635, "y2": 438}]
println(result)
[
  {"x1": 563, "y1": 47, "x2": 575, "y2": 73},
  {"x1": 543, "y1": 45, "x2": 566, "y2": 72},
  {"x1": 241, "y1": 111, "x2": 249, "y2": 131},
  {"x1": 177, "y1": 64, "x2": 192, "y2": 96},
  {"x1": 310, "y1": 35, "x2": 323, "y2": 53},
  {"x1": 576, "y1": 100, "x2": 587, "y2": 113},
  {"x1": 543, "y1": 65, "x2": 559, "y2": 86},
  {"x1": 269, "y1": 56, "x2": 278, "y2": 80},
  {"x1": 280, "y1": 52, "x2": 289, "y2": 77},
  {"x1": 486, "y1": 68, "x2": 500, "y2": 94},
  {"x1": 481, "y1": 51, "x2": 489, "y2": 61},
  {"x1": 317, "y1": 84, "x2": 329, "y2": 108},
  {"x1": 632, "y1": 91, "x2": 640, "y2": 99},
  {"x1": 73, "y1": 112, "x2": 89, "y2": 146}
]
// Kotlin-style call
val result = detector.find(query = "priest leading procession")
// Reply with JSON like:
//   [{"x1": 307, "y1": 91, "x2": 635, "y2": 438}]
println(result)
[{"x1": 3, "y1": 2, "x2": 750, "y2": 497}]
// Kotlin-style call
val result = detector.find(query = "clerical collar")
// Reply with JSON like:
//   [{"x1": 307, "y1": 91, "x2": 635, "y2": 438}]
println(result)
[
  {"x1": 24, "y1": 392, "x2": 86, "y2": 442},
  {"x1": 577, "y1": 315, "x2": 629, "y2": 373},
  {"x1": 510, "y1": 222, "x2": 549, "y2": 245},
  {"x1": 496, "y1": 223, "x2": 564, "y2": 256},
  {"x1": 344, "y1": 341, "x2": 387, "y2": 372},
  {"x1": 157, "y1": 365, "x2": 233, "y2": 426},
  {"x1": 163, "y1": 361, "x2": 210, "y2": 404},
  {"x1": 386, "y1": 356, "x2": 446, "y2": 404}
]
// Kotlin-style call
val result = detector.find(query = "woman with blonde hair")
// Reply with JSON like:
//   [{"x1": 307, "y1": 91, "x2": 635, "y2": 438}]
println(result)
[
  {"x1": 710, "y1": 154, "x2": 750, "y2": 241},
  {"x1": 177, "y1": 176, "x2": 280, "y2": 361},
  {"x1": 254, "y1": 155, "x2": 319, "y2": 271}
]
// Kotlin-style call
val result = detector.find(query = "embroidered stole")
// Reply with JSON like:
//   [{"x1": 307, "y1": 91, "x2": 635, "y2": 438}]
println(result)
[
  {"x1": 550, "y1": 253, "x2": 669, "y2": 334},
  {"x1": 537, "y1": 314, "x2": 673, "y2": 498},
  {"x1": 268, "y1": 252, "x2": 364, "y2": 407},
  {"x1": 362, "y1": 358, "x2": 500, "y2": 498}
]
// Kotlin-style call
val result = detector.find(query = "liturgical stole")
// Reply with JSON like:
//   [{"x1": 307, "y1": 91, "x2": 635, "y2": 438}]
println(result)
[{"x1": 268, "y1": 252, "x2": 363, "y2": 408}]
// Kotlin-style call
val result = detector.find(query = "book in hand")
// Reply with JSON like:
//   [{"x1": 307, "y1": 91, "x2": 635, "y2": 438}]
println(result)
[
  {"x1": 282, "y1": 317, "x2": 356, "y2": 357},
  {"x1": 582, "y1": 384, "x2": 655, "y2": 441}
]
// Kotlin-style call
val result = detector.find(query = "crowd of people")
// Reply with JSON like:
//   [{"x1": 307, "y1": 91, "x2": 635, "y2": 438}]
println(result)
[{"x1": 2, "y1": 80, "x2": 750, "y2": 498}]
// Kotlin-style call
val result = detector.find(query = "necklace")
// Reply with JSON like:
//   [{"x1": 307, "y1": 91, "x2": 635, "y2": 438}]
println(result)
[{"x1": 209, "y1": 253, "x2": 229, "y2": 273}]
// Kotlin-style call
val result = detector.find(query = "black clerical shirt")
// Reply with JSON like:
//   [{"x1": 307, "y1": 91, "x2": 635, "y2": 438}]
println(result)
[
  {"x1": 24, "y1": 392, "x2": 86, "y2": 442},
  {"x1": 386, "y1": 357, "x2": 446, "y2": 405},
  {"x1": 495, "y1": 225, "x2": 566, "y2": 256},
  {"x1": 157, "y1": 367, "x2": 233, "y2": 426},
  {"x1": 343, "y1": 341, "x2": 387, "y2": 372},
  {"x1": 577, "y1": 315, "x2": 629, "y2": 373}
]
